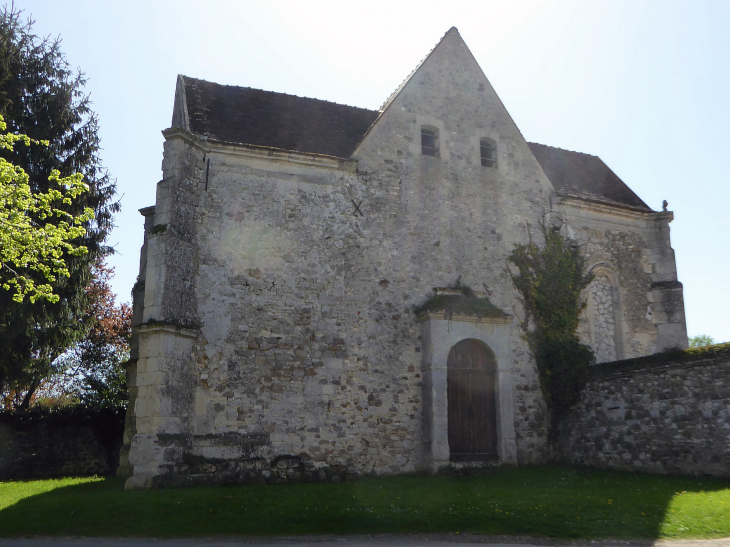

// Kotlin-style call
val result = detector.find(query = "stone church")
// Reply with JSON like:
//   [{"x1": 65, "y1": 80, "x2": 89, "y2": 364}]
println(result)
[{"x1": 120, "y1": 28, "x2": 688, "y2": 487}]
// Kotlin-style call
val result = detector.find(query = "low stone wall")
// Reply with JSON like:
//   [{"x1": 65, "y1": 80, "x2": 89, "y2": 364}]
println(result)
[
  {"x1": 0, "y1": 408, "x2": 125, "y2": 480},
  {"x1": 557, "y1": 344, "x2": 730, "y2": 477}
]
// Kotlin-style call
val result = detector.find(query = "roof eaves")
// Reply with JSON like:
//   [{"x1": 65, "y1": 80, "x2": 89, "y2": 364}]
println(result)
[{"x1": 556, "y1": 192, "x2": 654, "y2": 213}]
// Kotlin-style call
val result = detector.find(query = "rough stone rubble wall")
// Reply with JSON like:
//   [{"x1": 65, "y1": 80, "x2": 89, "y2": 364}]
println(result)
[
  {"x1": 188, "y1": 152, "x2": 426, "y2": 481},
  {"x1": 557, "y1": 346, "x2": 730, "y2": 477},
  {"x1": 0, "y1": 415, "x2": 124, "y2": 480},
  {"x1": 585, "y1": 274, "x2": 618, "y2": 363}
]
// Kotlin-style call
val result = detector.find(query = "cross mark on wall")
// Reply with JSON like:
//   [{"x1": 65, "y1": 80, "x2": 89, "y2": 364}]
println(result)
[{"x1": 351, "y1": 199, "x2": 364, "y2": 217}]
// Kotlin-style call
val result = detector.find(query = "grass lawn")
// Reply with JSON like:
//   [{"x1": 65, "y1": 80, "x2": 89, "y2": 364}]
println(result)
[{"x1": 0, "y1": 465, "x2": 728, "y2": 539}]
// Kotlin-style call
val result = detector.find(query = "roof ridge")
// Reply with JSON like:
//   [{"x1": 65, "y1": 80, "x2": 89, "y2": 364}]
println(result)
[{"x1": 180, "y1": 74, "x2": 377, "y2": 114}]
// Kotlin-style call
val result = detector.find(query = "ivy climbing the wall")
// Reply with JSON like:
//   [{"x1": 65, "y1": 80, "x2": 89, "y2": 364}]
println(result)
[{"x1": 508, "y1": 221, "x2": 595, "y2": 436}]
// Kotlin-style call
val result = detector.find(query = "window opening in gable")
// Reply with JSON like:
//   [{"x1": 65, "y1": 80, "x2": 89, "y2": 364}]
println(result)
[
  {"x1": 480, "y1": 138, "x2": 497, "y2": 167},
  {"x1": 421, "y1": 126, "x2": 439, "y2": 157}
]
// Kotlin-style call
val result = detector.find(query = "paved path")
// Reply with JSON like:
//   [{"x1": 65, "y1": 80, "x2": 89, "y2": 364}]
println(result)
[{"x1": 0, "y1": 536, "x2": 728, "y2": 547}]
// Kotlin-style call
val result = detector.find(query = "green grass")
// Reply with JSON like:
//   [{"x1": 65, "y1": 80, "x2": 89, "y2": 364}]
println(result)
[{"x1": 0, "y1": 466, "x2": 728, "y2": 539}]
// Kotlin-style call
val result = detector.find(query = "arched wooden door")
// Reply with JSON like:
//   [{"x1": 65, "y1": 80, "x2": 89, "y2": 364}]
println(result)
[{"x1": 447, "y1": 339, "x2": 498, "y2": 461}]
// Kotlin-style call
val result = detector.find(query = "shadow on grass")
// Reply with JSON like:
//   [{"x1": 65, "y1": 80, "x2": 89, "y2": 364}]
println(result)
[{"x1": 0, "y1": 466, "x2": 728, "y2": 539}]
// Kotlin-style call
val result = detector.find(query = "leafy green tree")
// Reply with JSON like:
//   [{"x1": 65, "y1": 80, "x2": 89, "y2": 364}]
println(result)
[
  {"x1": 0, "y1": 115, "x2": 94, "y2": 303},
  {"x1": 689, "y1": 335, "x2": 715, "y2": 348},
  {"x1": 508, "y1": 221, "x2": 595, "y2": 436},
  {"x1": 0, "y1": 7, "x2": 119, "y2": 409}
]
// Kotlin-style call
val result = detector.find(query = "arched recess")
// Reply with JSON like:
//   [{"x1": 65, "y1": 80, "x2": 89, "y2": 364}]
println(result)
[
  {"x1": 447, "y1": 339, "x2": 498, "y2": 461},
  {"x1": 583, "y1": 264, "x2": 625, "y2": 362}
]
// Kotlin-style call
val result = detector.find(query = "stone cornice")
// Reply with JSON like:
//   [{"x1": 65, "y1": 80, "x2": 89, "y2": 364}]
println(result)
[
  {"x1": 161, "y1": 127, "x2": 357, "y2": 172},
  {"x1": 138, "y1": 205, "x2": 155, "y2": 217},
  {"x1": 136, "y1": 322, "x2": 198, "y2": 339},
  {"x1": 555, "y1": 195, "x2": 673, "y2": 223}
]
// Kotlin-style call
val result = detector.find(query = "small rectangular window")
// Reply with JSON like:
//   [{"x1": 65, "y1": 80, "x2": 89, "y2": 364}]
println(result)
[
  {"x1": 480, "y1": 138, "x2": 497, "y2": 167},
  {"x1": 421, "y1": 126, "x2": 439, "y2": 157}
]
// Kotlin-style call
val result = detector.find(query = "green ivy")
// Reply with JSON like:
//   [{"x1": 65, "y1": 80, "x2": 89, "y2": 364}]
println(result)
[{"x1": 508, "y1": 221, "x2": 595, "y2": 436}]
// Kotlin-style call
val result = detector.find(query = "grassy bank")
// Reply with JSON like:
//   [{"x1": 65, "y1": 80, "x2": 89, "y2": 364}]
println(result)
[{"x1": 0, "y1": 466, "x2": 728, "y2": 539}]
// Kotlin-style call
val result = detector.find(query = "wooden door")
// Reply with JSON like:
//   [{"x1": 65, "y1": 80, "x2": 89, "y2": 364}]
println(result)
[{"x1": 447, "y1": 339, "x2": 498, "y2": 461}]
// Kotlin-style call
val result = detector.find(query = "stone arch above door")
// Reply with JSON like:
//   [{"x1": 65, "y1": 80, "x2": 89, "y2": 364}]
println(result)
[{"x1": 418, "y1": 310, "x2": 517, "y2": 470}]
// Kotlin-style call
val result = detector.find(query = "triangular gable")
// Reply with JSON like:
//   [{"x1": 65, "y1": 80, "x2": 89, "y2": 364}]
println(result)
[{"x1": 351, "y1": 27, "x2": 535, "y2": 161}]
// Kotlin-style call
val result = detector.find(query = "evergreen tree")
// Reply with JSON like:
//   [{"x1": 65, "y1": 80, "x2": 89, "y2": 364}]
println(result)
[{"x1": 0, "y1": 6, "x2": 119, "y2": 409}]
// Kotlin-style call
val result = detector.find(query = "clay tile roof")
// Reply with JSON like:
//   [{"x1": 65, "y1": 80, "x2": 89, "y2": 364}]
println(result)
[
  {"x1": 528, "y1": 142, "x2": 652, "y2": 211},
  {"x1": 178, "y1": 76, "x2": 379, "y2": 159}
]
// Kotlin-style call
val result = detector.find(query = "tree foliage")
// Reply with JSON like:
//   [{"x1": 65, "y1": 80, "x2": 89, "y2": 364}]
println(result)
[
  {"x1": 0, "y1": 115, "x2": 94, "y2": 303},
  {"x1": 0, "y1": 6, "x2": 119, "y2": 408},
  {"x1": 508, "y1": 221, "x2": 595, "y2": 435},
  {"x1": 689, "y1": 335, "x2": 715, "y2": 348},
  {"x1": 5, "y1": 261, "x2": 131, "y2": 410},
  {"x1": 54, "y1": 261, "x2": 131, "y2": 409}
]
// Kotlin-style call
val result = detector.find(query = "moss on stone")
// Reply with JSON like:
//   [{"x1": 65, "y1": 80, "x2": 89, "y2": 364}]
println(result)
[
  {"x1": 684, "y1": 341, "x2": 730, "y2": 356},
  {"x1": 415, "y1": 287, "x2": 508, "y2": 319},
  {"x1": 590, "y1": 342, "x2": 730, "y2": 379}
]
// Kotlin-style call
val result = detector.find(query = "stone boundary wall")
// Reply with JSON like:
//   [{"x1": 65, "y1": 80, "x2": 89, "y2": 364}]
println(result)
[
  {"x1": 0, "y1": 409, "x2": 125, "y2": 480},
  {"x1": 557, "y1": 344, "x2": 730, "y2": 477}
]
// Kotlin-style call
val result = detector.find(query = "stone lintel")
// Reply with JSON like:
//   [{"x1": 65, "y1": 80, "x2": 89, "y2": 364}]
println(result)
[{"x1": 416, "y1": 310, "x2": 512, "y2": 324}]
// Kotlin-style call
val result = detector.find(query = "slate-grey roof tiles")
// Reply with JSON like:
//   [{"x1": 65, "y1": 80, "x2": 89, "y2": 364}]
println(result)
[
  {"x1": 179, "y1": 76, "x2": 380, "y2": 159},
  {"x1": 528, "y1": 142, "x2": 652, "y2": 212},
  {"x1": 175, "y1": 75, "x2": 652, "y2": 212}
]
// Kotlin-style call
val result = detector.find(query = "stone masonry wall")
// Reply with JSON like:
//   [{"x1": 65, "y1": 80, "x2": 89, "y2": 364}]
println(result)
[
  {"x1": 124, "y1": 29, "x2": 688, "y2": 487},
  {"x1": 124, "y1": 29, "x2": 559, "y2": 487},
  {"x1": 557, "y1": 345, "x2": 730, "y2": 477},
  {"x1": 578, "y1": 273, "x2": 618, "y2": 363},
  {"x1": 560, "y1": 202, "x2": 687, "y2": 359}
]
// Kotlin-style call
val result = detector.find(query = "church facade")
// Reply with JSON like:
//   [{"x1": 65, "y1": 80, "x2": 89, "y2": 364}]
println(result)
[{"x1": 120, "y1": 28, "x2": 687, "y2": 488}]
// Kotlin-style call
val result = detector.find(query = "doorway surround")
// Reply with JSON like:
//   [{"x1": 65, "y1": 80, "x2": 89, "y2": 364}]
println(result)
[{"x1": 418, "y1": 290, "x2": 517, "y2": 471}]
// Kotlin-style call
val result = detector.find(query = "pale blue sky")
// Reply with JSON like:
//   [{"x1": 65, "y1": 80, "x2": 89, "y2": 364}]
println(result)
[{"x1": 16, "y1": 0, "x2": 730, "y2": 342}]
